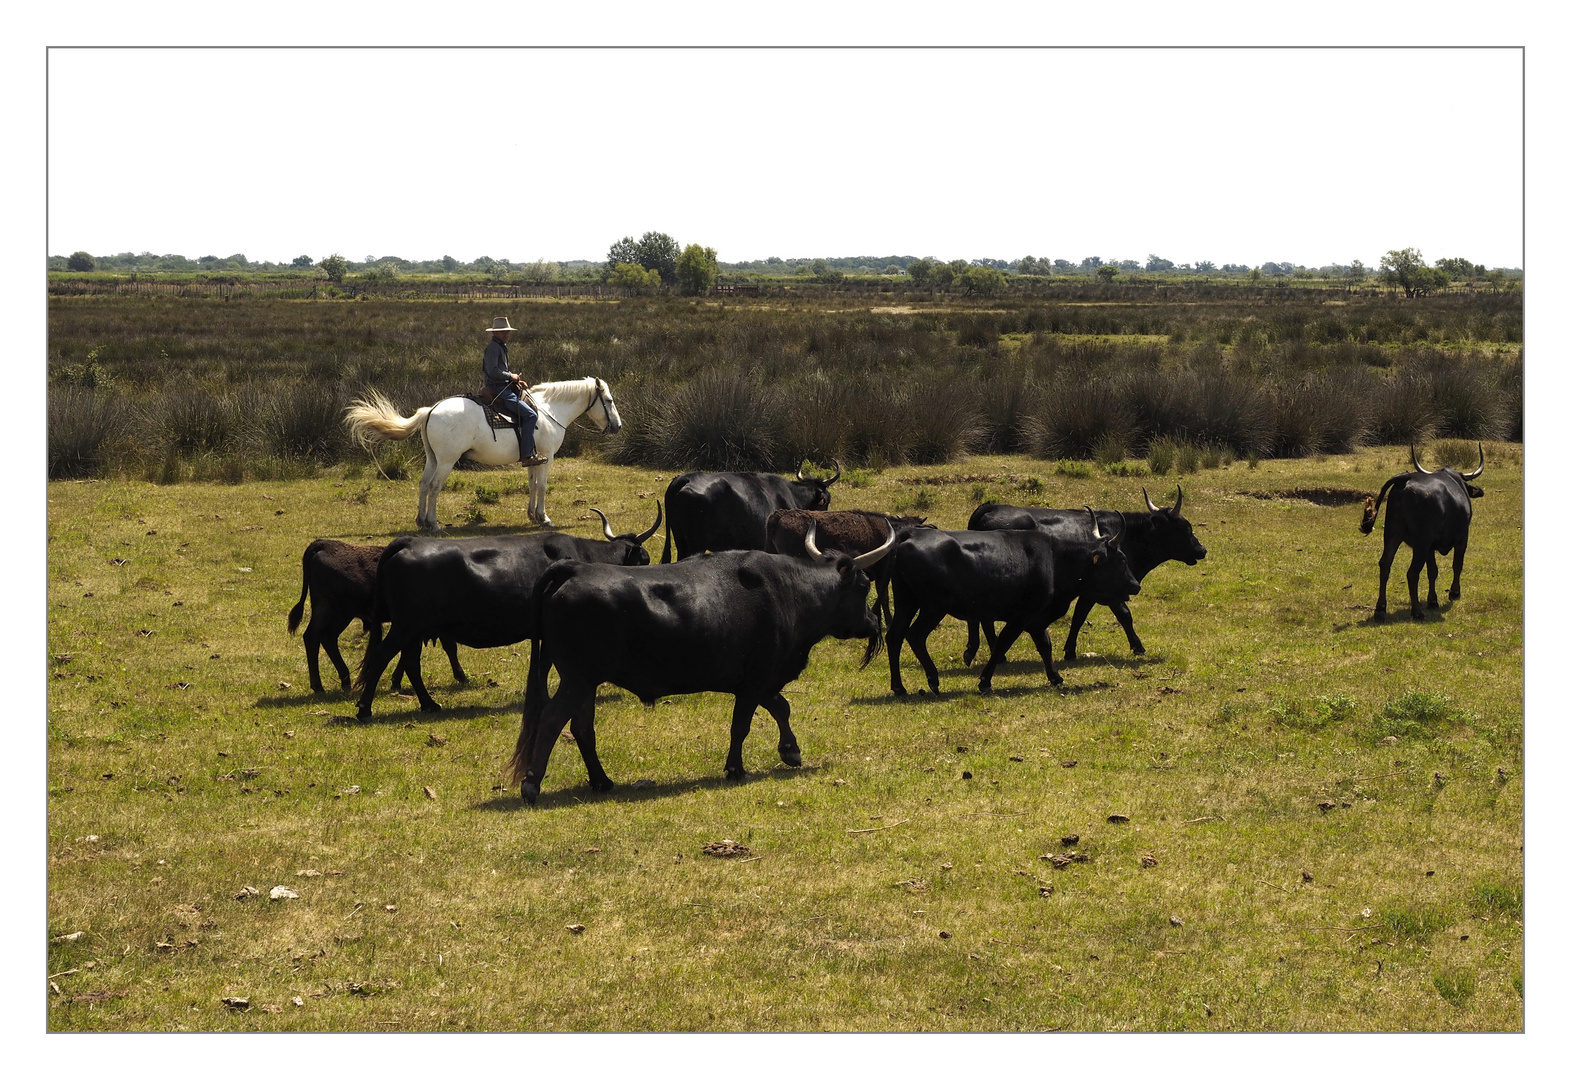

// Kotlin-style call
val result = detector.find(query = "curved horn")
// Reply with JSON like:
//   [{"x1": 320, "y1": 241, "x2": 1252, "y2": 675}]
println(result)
[
  {"x1": 1461, "y1": 442, "x2": 1485, "y2": 481},
  {"x1": 852, "y1": 521, "x2": 897, "y2": 570},
  {"x1": 1173, "y1": 484, "x2": 1183, "y2": 516},
  {"x1": 636, "y1": 500, "x2": 663, "y2": 544},
  {"x1": 803, "y1": 520, "x2": 833, "y2": 565},
  {"x1": 1410, "y1": 445, "x2": 1433, "y2": 475},
  {"x1": 825, "y1": 459, "x2": 842, "y2": 487},
  {"x1": 1143, "y1": 487, "x2": 1159, "y2": 513},
  {"x1": 1111, "y1": 510, "x2": 1126, "y2": 545},
  {"x1": 1084, "y1": 505, "x2": 1102, "y2": 541},
  {"x1": 796, "y1": 460, "x2": 807, "y2": 482},
  {"x1": 589, "y1": 508, "x2": 616, "y2": 541}
]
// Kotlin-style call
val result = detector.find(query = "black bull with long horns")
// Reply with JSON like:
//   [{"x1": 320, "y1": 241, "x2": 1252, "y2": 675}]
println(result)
[
  {"x1": 661, "y1": 460, "x2": 842, "y2": 562},
  {"x1": 352, "y1": 504, "x2": 663, "y2": 720},
  {"x1": 965, "y1": 485, "x2": 1207, "y2": 661},
  {"x1": 1360, "y1": 444, "x2": 1485, "y2": 621},
  {"x1": 510, "y1": 520, "x2": 896, "y2": 802},
  {"x1": 886, "y1": 507, "x2": 1143, "y2": 696}
]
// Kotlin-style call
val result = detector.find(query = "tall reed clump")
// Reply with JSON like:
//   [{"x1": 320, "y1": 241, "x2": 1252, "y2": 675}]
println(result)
[
  {"x1": 1368, "y1": 368, "x2": 1440, "y2": 446},
  {"x1": 250, "y1": 382, "x2": 354, "y2": 463},
  {"x1": 1271, "y1": 369, "x2": 1374, "y2": 456},
  {"x1": 48, "y1": 387, "x2": 127, "y2": 478},
  {"x1": 1414, "y1": 351, "x2": 1506, "y2": 441},
  {"x1": 1021, "y1": 375, "x2": 1137, "y2": 461},
  {"x1": 642, "y1": 368, "x2": 782, "y2": 471}
]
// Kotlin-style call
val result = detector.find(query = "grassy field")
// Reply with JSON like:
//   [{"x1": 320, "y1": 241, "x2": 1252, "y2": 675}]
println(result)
[{"x1": 45, "y1": 445, "x2": 1523, "y2": 1031}]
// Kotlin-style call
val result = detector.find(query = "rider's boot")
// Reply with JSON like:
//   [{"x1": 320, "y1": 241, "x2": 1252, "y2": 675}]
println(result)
[{"x1": 516, "y1": 424, "x2": 546, "y2": 468}]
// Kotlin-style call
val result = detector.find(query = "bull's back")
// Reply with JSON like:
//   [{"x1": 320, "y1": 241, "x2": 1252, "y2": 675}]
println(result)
[
  {"x1": 895, "y1": 530, "x2": 1051, "y2": 620},
  {"x1": 1392, "y1": 475, "x2": 1472, "y2": 552}
]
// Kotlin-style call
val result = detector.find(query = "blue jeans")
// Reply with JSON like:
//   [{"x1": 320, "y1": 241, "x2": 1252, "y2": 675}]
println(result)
[{"x1": 491, "y1": 386, "x2": 538, "y2": 460}]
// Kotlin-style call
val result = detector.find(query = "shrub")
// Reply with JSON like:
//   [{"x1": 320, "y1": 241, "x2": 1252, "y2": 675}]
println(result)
[
  {"x1": 1174, "y1": 442, "x2": 1202, "y2": 474},
  {"x1": 143, "y1": 389, "x2": 238, "y2": 457},
  {"x1": 1419, "y1": 353, "x2": 1505, "y2": 440},
  {"x1": 48, "y1": 387, "x2": 126, "y2": 478},
  {"x1": 1092, "y1": 432, "x2": 1127, "y2": 469},
  {"x1": 251, "y1": 383, "x2": 352, "y2": 463},
  {"x1": 1432, "y1": 438, "x2": 1484, "y2": 470},
  {"x1": 1055, "y1": 459, "x2": 1094, "y2": 478}
]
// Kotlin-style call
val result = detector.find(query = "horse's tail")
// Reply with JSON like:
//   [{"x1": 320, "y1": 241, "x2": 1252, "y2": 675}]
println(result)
[{"x1": 344, "y1": 391, "x2": 432, "y2": 447}]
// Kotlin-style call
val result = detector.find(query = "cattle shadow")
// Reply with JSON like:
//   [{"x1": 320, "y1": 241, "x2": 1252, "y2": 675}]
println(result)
[
  {"x1": 476, "y1": 762, "x2": 822, "y2": 811},
  {"x1": 327, "y1": 521, "x2": 558, "y2": 544},
  {"x1": 323, "y1": 702, "x2": 523, "y2": 726},
  {"x1": 849, "y1": 680, "x2": 1106, "y2": 706},
  {"x1": 1333, "y1": 603, "x2": 1454, "y2": 633}
]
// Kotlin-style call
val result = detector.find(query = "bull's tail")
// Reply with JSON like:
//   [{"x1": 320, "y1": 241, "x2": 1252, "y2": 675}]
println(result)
[
  {"x1": 344, "y1": 391, "x2": 432, "y2": 448},
  {"x1": 508, "y1": 562, "x2": 580, "y2": 786},
  {"x1": 1360, "y1": 475, "x2": 1405, "y2": 535},
  {"x1": 286, "y1": 544, "x2": 314, "y2": 635}
]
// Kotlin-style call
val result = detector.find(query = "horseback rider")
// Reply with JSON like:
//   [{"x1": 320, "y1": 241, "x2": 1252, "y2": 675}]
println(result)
[{"x1": 481, "y1": 316, "x2": 546, "y2": 467}]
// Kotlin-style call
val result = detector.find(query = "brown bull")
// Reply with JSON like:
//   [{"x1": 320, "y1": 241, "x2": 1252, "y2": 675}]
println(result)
[{"x1": 765, "y1": 509, "x2": 932, "y2": 629}]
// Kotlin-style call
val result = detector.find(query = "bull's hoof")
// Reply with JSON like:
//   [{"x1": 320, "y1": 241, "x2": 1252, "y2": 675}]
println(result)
[
  {"x1": 977, "y1": 679, "x2": 991, "y2": 694},
  {"x1": 1428, "y1": 599, "x2": 1441, "y2": 610},
  {"x1": 779, "y1": 743, "x2": 802, "y2": 768},
  {"x1": 725, "y1": 765, "x2": 747, "y2": 781},
  {"x1": 355, "y1": 707, "x2": 372, "y2": 722},
  {"x1": 454, "y1": 674, "x2": 470, "y2": 685},
  {"x1": 1450, "y1": 588, "x2": 1462, "y2": 600},
  {"x1": 1130, "y1": 645, "x2": 1147, "y2": 656},
  {"x1": 891, "y1": 685, "x2": 908, "y2": 698},
  {"x1": 1410, "y1": 610, "x2": 1425, "y2": 622},
  {"x1": 1372, "y1": 609, "x2": 1387, "y2": 623},
  {"x1": 1048, "y1": 673, "x2": 1065, "y2": 687},
  {"x1": 961, "y1": 647, "x2": 978, "y2": 667},
  {"x1": 1062, "y1": 647, "x2": 1077, "y2": 662},
  {"x1": 520, "y1": 782, "x2": 540, "y2": 805},
  {"x1": 589, "y1": 776, "x2": 615, "y2": 793},
  {"x1": 420, "y1": 700, "x2": 443, "y2": 713}
]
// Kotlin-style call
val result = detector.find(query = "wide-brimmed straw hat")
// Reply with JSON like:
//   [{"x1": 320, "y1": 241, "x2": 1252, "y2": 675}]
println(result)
[{"x1": 484, "y1": 316, "x2": 517, "y2": 333}]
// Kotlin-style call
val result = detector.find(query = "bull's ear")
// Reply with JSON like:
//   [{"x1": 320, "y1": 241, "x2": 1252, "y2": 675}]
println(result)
[
  {"x1": 1092, "y1": 553, "x2": 1102, "y2": 564},
  {"x1": 1468, "y1": 484, "x2": 1485, "y2": 498}
]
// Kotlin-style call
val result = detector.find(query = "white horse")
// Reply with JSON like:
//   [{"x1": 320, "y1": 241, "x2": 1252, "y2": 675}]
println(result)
[{"x1": 345, "y1": 377, "x2": 623, "y2": 531}]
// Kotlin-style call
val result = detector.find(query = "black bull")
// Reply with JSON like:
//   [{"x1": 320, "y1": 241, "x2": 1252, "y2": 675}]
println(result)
[
  {"x1": 1360, "y1": 444, "x2": 1484, "y2": 621},
  {"x1": 509, "y1": 523, "x2": 895, "y2": 803},
  {"x1": 886, "y1": 510, "x2": 1143, "y2": 696},
  {"x1": 965, "y1": 487, "x2": 1207, "y2": 661},
  {"x1": 352, "y1": 505, "x2": 662, "y2": 720},
  {"x1": 661, "y1": 460, "x2": 841, "y2": 562}
]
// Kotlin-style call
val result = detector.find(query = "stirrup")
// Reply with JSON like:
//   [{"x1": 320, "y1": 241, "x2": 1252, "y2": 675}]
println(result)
[{"x1": 519, "y1": 454, "x2": 548, "y2": 467}]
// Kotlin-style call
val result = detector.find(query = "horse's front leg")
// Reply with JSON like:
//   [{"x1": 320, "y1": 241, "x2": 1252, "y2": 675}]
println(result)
[{"x1": 529, "y1": 459, "x2": 553, "y2": 526}]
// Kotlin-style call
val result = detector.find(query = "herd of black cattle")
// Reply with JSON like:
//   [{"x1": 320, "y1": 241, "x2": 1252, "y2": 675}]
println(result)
[{"x1": 286, "y1": 445, "x2": 1484, "y2": 803}]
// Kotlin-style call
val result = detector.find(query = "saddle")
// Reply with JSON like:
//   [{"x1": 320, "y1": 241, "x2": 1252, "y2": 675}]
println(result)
[{"x1": 466, "y1": 389, "x2": 518, "y2": 430}]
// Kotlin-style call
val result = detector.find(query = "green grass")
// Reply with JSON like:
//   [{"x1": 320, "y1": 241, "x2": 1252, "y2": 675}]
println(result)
[{"x1": 45, "y1": 446, "x2": 1523, "y2": 1030}]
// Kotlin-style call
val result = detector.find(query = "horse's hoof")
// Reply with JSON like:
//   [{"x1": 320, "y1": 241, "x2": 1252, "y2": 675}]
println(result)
[{"x1": 779, "y1": 743, "x2": 802, "y2": 768}]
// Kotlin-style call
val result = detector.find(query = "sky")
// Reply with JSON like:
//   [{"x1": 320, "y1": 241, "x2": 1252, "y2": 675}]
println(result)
[
  {"x1": 46, "y1": 47, "x2": 1523, "y2": 271},
  {"x1": 12, "y1": 2, "x2": 1571, "y2": 1071}
]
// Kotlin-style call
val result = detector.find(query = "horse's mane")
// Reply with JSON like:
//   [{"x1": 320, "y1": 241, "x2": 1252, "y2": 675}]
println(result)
[{"x1": 528, "y1": 377, "x2": 598, "y2": 404}]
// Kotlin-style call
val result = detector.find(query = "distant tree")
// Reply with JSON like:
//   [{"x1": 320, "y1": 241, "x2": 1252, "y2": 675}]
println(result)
[
  {"x1": 1435, "y1": 257, "x2": 1481, "y2": 280},
  {"x1": 634, "y1": 232, "x2": 681, "y2": 283},
  {"x1": 906, "y1": 258, "x2": 933, "y2": 285},
  {"x1": 291, "y1": 255, "x2": 314, "y2": 268},
  {"x1": 929, "y1": 262, "x2": 958, "y2": 287},
  {"x1": 1344, "y1": 259, "x2": 1368, "y2": 282},
  {"x1": 958, "y1": 265, "x2": 1008, "y2": 295},
  {"x1": 676, "y1": 244, "x2": 720, "y2": 294},
  {"x1": 1260, "y1": 262, "x2": 1293, "y2": 277},
  {"x1": 320, "y1": 253, "x2": 347, "y2": 283},
  {"x1": 1195, "y1": 260, "x2": 1216, "y2": 272},
  {"x1": 1052, "y1": 259, "x2": 1073, "y2": 272},
  {"x1": 66, "y1": 251, "x2": 96, "y2": 272},
  {"x1": 1117, "y1": 259, "x2": 1139, "y2": 272},
  {"x1": 1379, "y1": 247, "x2": 1439, "y2": 297},
  {"x1": 1016, "y1": 255, "x2": 1049, "y2": 276},
  {"x1": 1221, "y1": 263, "x2": 1249, "y2": 274},
  {"x1": 441, "y1": 255, "x2": 459, "y2": 272},
  {"x1": 1080, "y1": 256, "x2": 1103, "y2": 271},
  {"x1": 1145, "y1": 254, "x2": 1174, "y2": 272},
  {"x1": 518, "y1": 259, "x2": 561, "y2": 284},
  {"x1": 1096, "y1": 265, "x2": 1120, "y2": 282},
  {"x1": 1249, "y1": 268, "x2": 1261, "y2": 283},
  {"x1": 609, "y1": 261, "x2": 660, "y2": 291}
]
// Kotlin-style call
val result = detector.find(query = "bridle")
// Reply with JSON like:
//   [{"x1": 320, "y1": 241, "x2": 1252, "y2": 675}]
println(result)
[{"x1": 586, "y1": 378, "x2": 619, "y2": 433}]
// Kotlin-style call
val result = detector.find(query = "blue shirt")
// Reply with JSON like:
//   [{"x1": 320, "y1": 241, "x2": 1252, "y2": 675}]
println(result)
[{"x1": 483, "y1": 337, "x2": 515, "y2": 391}]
